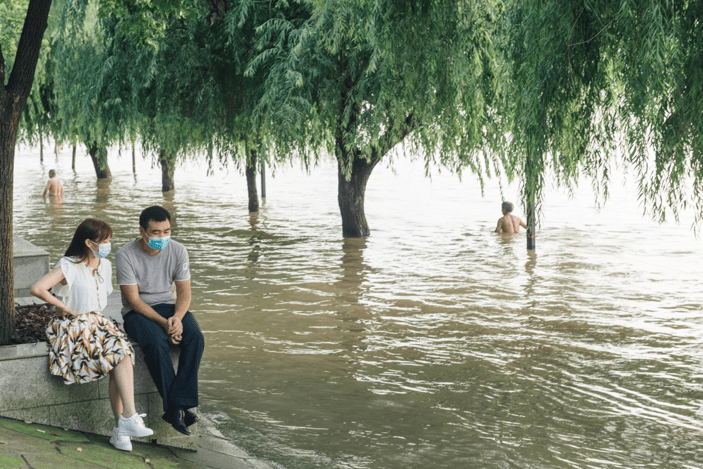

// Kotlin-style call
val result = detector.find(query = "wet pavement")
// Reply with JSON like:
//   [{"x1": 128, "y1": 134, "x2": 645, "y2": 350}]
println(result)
[{"x1": 0, "y1": 416, "x2": 274, "y2": 469}]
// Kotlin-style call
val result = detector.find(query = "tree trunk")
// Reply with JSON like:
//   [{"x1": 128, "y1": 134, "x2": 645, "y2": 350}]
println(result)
[
  {"x1": 246, "y1": 149, "x2": 259, "y2": 213},
  {"x1": 88, "y1": 143, "x2": 111, "y2": 179},
  {"x1": 337, "y1": 155, "x2": 379, "y2": 238},
  {"x1": 159, "y1": 150, "x2": 175, "y2": 192},
  {"x1": 525, "y1": 154, "x2": 539, "y2": 251},
  {"x1": 0, "y1": 0, "x2": 54, "y2": 344},
  {"x1": 260, "y1": 160, "x2": 266, "y2": 200},
  {"x1": 0, "y1": 120, "x2": 17, "y2": 344},
  {"x1": 132, "y1": 142, "x2": 136, "y2": 173},
  {"x1": 71, "y1": 144, "x2": 76, "y2": 170},
  {"x1": 526, "y1": 203, "x2": 536, "y2": 250},
  {"x1": 39, "y1": 130, "x2": 43, "y2": 163}
]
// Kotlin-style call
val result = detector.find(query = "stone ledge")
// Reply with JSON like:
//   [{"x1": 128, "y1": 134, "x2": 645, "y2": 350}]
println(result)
[
  {"x1": 0, "y1": 341, "x2": 48, "y2": 361},
  {"x1": 1, "y1": 292, "x2": 198, "y2": 451}
]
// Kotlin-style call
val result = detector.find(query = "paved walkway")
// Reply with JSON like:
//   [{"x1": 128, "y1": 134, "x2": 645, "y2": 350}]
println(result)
[{"x1": 0, "y1": 416, "x2": 273, "y2": 469}]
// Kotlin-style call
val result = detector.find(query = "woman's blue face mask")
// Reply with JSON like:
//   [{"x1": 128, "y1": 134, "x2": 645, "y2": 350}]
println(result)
[{"x1": 90, "y1": 240, "x2": 112, "y2": 259}]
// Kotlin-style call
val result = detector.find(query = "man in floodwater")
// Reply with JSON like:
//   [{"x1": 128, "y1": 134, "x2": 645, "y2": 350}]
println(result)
[
  {"x1": 494, "y1": 201, "x2": 527, "y2": 234},
  {"x1": 43, "y1": 169, "x2": 63, "y2": 197},
  {"x1": 115, "y1": 205, "x2": 205, "y2": 436}
]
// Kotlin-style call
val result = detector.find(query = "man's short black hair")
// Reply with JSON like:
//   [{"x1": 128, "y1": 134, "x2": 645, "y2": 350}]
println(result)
[{"x1": 140, "y1": 205, "x2": 171, "y2": 231}]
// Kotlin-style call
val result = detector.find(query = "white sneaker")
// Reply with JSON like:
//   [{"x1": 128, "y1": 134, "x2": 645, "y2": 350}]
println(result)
[
  {"x1": 117, "y1": 413, "x2": 154, "y2": 438},
  {"x1": 109, "y1": 426, "x2": 132, "y2": 451}
]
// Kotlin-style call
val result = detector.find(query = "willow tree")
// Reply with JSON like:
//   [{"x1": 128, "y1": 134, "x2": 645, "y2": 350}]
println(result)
[
  {"x1": 51, "y1": 1, "x2": 128, "y2": 179},
  {"x1": 0, "y1": 0, "x2": 58, "y2": 162},
  {"x1": 51, "y1": 0, "x2": 272, "y2": 202},
  {"x1": 134, "y1": 11, "x2": 227, "y2": 194},
  {"x1": 505, "y1": 1, "x2": 703, "y2": 248},
  {"x1": 0, "y1": 0, "x2": 53, "y2": 344},
  {"x1": 613, "y1": 1, "x2": 703, "y2": 228},
  {"x1": 133, "y1": 0, "x2": 305, "y2": 206},
  {"x1": 246, "y1": 0, "x2": 504, "y2": 237},
  {"x1": 209, "y1": 0, "x2": 314, "y2": 212},
  {"x1": 50, "y1": 0, "x2": 201, "y2": 182}
]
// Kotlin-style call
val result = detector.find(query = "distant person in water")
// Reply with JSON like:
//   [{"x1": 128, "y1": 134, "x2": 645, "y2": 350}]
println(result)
[
  {"x1": 43, "y1": 169, "x2": 64, "y2": 197},
  {"x1": 494, "y1": 201, "x2": 526, "y2": 234}
]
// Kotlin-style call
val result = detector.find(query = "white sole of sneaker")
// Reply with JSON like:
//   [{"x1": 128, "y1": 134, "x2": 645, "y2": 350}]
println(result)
[
  {"x1": 119, "y1": 428, "x2": 154, "y2": 438},
  {"x1": 109, "y1": 436, "x2": 132, "y2": 452}
]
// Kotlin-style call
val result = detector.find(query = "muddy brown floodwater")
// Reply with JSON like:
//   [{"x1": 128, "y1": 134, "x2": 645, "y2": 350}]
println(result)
[{"x1": 13, "y1": 146, "x2": 703, "y2": 468}]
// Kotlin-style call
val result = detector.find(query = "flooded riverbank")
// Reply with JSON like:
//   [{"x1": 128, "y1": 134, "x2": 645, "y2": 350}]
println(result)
[{"x1": 13, "y1": 146, "x2": 703, "y2": 468}]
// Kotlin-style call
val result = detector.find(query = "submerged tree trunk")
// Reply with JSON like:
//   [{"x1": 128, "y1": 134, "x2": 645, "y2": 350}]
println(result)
[
  {"x1": 526, "y1": 203, "x2": 536, "y2": 250},
  {"x1": 246, "y1": 149, "x2": 259, "y2": 213},
  {"x1": 88, "y1": 143, "x2": 111, "y2": 179},
  {"x1": 0, "y1": 0, "x2": 54, "y2": 344},
  {"x1": 337, "y1": 154, "x2": 379, "y2": 238},
  {"x1": 525, "y1": 154, "x2": 539, "y2": 251},
  {"x1": 132, "y1": 143, "x2": 136, "y2": 173},
  {"x1": 335, "y1": 98, "x2": 413, "y2": 237},
  {"x1": 159, "y1": 150, "x2": 175, "y2": 192},
  {"x1": 71, "y1": 144, "x2": 76, "y2": 170}
]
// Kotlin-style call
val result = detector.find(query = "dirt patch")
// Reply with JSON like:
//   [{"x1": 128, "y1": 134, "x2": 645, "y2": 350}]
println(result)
[{"x1": 13, "y1": 303, "x2": 53, "y2": 345}]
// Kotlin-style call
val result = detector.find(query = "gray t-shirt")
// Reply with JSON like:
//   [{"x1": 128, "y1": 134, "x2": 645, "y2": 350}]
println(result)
[{"x1": 115, "y1": 238, "x2": 191, "y2": 316}]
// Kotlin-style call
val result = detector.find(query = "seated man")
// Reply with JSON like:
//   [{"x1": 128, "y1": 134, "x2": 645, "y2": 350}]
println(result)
[{"x1": 115, "y1": 205, "x2": 205, "y2": 435}]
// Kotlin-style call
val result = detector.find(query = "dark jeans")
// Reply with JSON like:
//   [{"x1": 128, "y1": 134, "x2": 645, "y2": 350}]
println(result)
[{"x1": 123, "y1": 304, "x2": 205, "y2": 414}]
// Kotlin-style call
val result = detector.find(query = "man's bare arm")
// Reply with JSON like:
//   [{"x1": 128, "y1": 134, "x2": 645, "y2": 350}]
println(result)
[
  {"x1": 173, "y1": 280, "x2": 191, "y2": 321},
  {"x1": 120, "y1": 284, "x2": 170, "y2": 332},
  {"x1": 42, "y1": 181, "x2": 50, "y2": 196},
  {"x1": 165, "y1": 280, "x2": 192, "y2": 342},
  {"x1": 494, "y1": 218, "x2": 503, "y2": 233},
  {"x1": 520, "y1": 218, "x2": 527, "y2": 229}
]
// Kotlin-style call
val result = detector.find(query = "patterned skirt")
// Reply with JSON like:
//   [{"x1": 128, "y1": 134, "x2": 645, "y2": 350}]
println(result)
[{"x1": 46, "y1": 312, "x2": 135, "y2": 385}]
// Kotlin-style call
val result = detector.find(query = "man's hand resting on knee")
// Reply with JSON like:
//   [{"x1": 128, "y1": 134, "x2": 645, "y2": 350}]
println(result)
[{"x1": 167, "y1": 316, "x2": 183, "y2": 344}]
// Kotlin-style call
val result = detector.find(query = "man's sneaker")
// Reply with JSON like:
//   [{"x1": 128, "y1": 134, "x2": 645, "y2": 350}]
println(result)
[
  {"x1": 109, "y1": 427, "x2": 132, "y2": 451},
  {"x1": 118, "y1": 413, "x2": 154, "y2": 438}
]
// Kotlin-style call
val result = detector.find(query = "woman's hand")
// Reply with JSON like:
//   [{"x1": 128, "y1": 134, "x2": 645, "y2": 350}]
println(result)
[{"x1": 56, "y1": 306, "x2": 76, "y2": 318}]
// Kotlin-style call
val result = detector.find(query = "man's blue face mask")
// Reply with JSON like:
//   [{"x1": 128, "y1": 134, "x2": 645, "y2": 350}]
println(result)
[{"x1": 148, "y1": 236, "x2": 171, "y2": 250}]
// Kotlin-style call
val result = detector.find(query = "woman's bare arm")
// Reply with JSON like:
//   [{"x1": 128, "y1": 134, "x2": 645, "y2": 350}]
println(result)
[{"x1": 30, "y1": 267, "x2": 75, "y2": 317}]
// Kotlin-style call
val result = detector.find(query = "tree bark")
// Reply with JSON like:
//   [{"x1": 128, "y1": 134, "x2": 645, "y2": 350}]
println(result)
[
  {"x1": 337, "y1": 154, "x2": 379, "y2": 238},
  {"x1": 88, "y1": 143, "x2": 112, "y2": 179},
  {"x1": 0, "y1": 119, "x2": 17, "y2": 345},
  {"x1": 246, "y1": 149, "x2": 259, "y2": 213},
  {"x1": 526, "y1": 203, "x2": 536, "y2": 250},
  {"x1": 0, "y1": 0, "x2": 54, "y2": 344},
  {"x1": 335, "y1": 91, "x2": 414, "y2": 237},
  {"x1": 159, "y1": 150, "x2": 175, "y2": 192},
  {"x1": 525, "y1": 154, "x2": 539, "y2": 251}
]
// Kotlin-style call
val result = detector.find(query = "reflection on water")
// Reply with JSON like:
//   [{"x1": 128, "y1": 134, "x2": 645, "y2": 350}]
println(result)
[{"x1": 13, "y1": 147, "x2": 703, "y2": 469}]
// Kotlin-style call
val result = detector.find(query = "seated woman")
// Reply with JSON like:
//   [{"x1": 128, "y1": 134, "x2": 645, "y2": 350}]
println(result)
[{"x1": 31, "y1": 218, "x2": 153, "y2": 452}]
